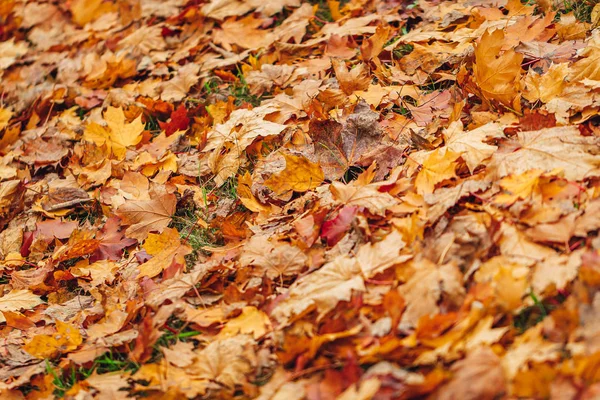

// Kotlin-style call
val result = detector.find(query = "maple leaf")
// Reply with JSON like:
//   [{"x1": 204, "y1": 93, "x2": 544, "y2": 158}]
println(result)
[
  {"x1": 84, "y1": 107, "x2": 144, "y2": 160},
  {"x1": 414, "y1": 149, "x2": 460, "y2": 195},
  {"x1": 91, "y1": 217, "x2": 137, "y2": 261},
  {"x1": 321, "y1": 205, "x2": 359, "y2": 246},
  {"x1": 0, "y1": 38, "x2": 28, "y2": 70},
  {"x1": 361, "y1": 25, "x2": 391, "y2": 61},
  {"x1": 488, "y1": 126, "x2": 600, "y2": 181},
  {"x1": 424, "y1": 179, "x2": 489, "y2": 222},
  {"x1": 116, "y1": 193, "x2": 177, "y2": 241},
  {"x1": 310, "y1": 101, "x2": 392, "y2": 180},
  {"x1": 159, "y1": 104, "x2": 190, "y2": 136},
  {"x1": 435, "y1": 347, "x2": 506, "y2": 400},
  {"x1": 332, "y1": 59, "x2": 371, "y2": 95},
  {"x1": 70, "y1": 0, "x2": 111, "y2": 26},
  {"x1": 204, "y1": 105, "x2": 287, "y2": 186},
  {"x1": 71, "y1": 260, "x2": 120, "y2": 287},
  {"x1": 0, "y1": 289, "x2": 43, "y2": 323},
  {"x1": 330, "y1": 179, "x2": 398, "y2": 216},
  {"x1": 213, "y1": 15, "x2": 276, "y2": 51},
  {"x1": 264, "y1": 153, "x2": 324, "y2": 196},
  {"x1": 443, "y1": 121, "x2": 505, "y2": 173},
  {"x1": 0, "y1": 107, "x2": 13, "y2": 131},
  {"x1": 84, "y1": 372, "x2": 131, "y2": 400},
  {"x1": 161, "y1": 63, "x2": 201, "y2": 102},
  {"x1": 217, "y1": 306, "x2": 272, "y2": 339},
  {"x1": 138, "y1": 227, "x2": 192, "y2": 278},
  {"x1": 569, "y1": 30, "x2": 600, "y2": 82},
  {"x1": 24, "y1": 320, "x2": 83, "y2": 359},
  {"x1": 523, "y1": 62, "x2": 570, "y2": 103},
  {"x1": 133, "y1": 336, "x2": 255, "y2": 397},
  {"x1": 474, "y1": 29, "x2": 523, "y2": 109},
  {"x1": 272, "y1": 231, "x2": 409, "y2": 324},
  {"x1": 239, "y1": 235, "x2": 307, "y2": 279}
]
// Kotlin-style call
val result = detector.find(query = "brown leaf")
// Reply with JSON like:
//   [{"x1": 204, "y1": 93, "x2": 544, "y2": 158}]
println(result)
[
  {"x1": 434, "y1": 347, "x2": 506, "y2": 400},
  {"x1": 310, "y1": 101, "x2": 387, "y2": 180},
  {"x1": 116, "y1": 193, "x2": 177, "y2": 241}
]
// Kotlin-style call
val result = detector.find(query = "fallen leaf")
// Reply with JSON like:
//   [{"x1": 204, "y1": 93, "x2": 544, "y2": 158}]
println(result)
[
  {"x1": 474, "y1": 29, "x2": 523, "y2": 109},
  {"x1": 434, "y1": 347, "x2": 506, "y2": 400},
  {"x1": 84, "y1": 107, "x2": 144, "y2": 160},
  {"x1": 24, "y1": 321, "x2": 83, "y2": 359},
  {"x1": 138, "y1": 227, "x2": 192, "y2": 278},
  {"x1": 415, "y1": 149, "x2": 460, "y2": 195},
  {"x1": 116, "y1": 193, "x2": 177, "y2": 241},
  {"x1": 218, "y1": 306, "x2": 272, "y2": 339},
  {"x1": 264, "y1": 153, "x2": 324, "y2": 196},
  {"x1": 0, "y1": 290, "x2": 43, "y2": 323}
]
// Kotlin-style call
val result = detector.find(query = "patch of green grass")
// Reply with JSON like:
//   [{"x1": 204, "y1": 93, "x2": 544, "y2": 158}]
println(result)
[
  {"x1": 217, "y1": 176, "x2": 238, "y2": 200},
  {"x1": 171, "y1": 206, "x2": 219, "y2": 262},
  {"x1": 556, "y1": 0, "x2": 599, "y2": 22},
  {"x1": 44, "y1": 351, "x2": 140, "y2": 397},
  {"x1": 202, "y1": 77, "x2": 221, "y2": 95},
  {"x1": 45, "y1": 360, "x2": 89, "y2": 397},
  {"x1": 419, "y1": 77, "x2": 456, "y2": 94},
  {"x1": 309, "y1": 0, "x2": 334, "y2": 25},
  {"x1": 392, "y1": 43, "x2": 414, "y2": 60},
  {"x1": 76, "y1": 107, "x2": 88, "y2": 120},
  {"x1": 151, "y1": 317, "x2": 201, "y2": 358},
  {"x1": 406, "y1": 0, "x2": 419, "y2": 9},
  {"x1": 513, "y1": 290, "x2": 566, "y2": 333},
  {"x1": 231, "y1": 72, "x2": 263, "y2": 107},
  {"x1": 93, "y1": 352, "x2": 140, "y2": 374},
  {"x1": 66, "y1": 200, "x2": 102, "y2": 226},
  {"x1": 144, "y1": 113, "x2": 161, "y2": 134}
]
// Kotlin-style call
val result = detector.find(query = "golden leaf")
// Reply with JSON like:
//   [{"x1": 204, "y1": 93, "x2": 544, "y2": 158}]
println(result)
[
  {"x1": 264, "y1": 153, "x2": 324, "y2": 196},
  {"x1": 474, "y1": 29, "x2": 523, "y2": 109},
  {"x1": 139, "y1": 227, "x2": 191, "y2": 278},
  {"x1": 218, "y1": 306, "x2": 272, "y2": 339},
  {"x1": 24, "y1": 321, "x2": 82, "y2": 359},
  {"x1": 84, "y1": 107, "x2": 144, "y2": 160},
  {"x1": 415, "y1": 149, "x2": 460, "y2": 195}
]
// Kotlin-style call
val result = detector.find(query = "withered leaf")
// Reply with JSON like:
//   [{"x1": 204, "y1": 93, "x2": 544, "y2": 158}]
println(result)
[{"x1": 116, "y1": 193, "x2": 177, "y2": 241}]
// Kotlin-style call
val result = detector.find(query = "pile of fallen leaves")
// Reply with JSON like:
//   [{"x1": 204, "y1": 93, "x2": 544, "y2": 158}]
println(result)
[{"x1": 3, "y1": 0, "x2": 600, "y2": 398}]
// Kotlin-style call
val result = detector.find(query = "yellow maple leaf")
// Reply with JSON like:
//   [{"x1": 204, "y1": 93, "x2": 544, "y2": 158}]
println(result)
[
  {"x1": 523, "y1": 63, "x2": 570, "y2": 103},
  {"x1": 70, "y1": 0, "x2": 113, "y2": 26},
  {"x1": 494, "y1": 169, "x2": 544, "y2": 206},
  {"x1": 569, "y1": 30, "x2": 600, "y2": 82},
  {"x1": 265, "y1": 153, "x2": 324, "y2": 196},
  {"x1": 217, "y1": 306, "x2": 272, "y2": 340},
  {"x1": 139, "y1": 227, "x2": 191, "y2": 278},
  {"x1": 415, "y1": 149, "x2": 460, "y2": 194},
  {"x1": 474, "y1": 29, "x2": 523, "y2": 110},
  {"x1": 238, "y1": 172, "x2": 272, "y2": 213},
  {"x1": 104, "y1": 107, "x2": 145, "y2": 159},
  {"x1": 24, "y1": 320, "x2": 82, "y2": 359},
  {"x1": 84, "y1": 107, "x2": 144, "y2": 160},
  {"x1": 0, "y1": 107, "x2": 13, "y2": 131}
]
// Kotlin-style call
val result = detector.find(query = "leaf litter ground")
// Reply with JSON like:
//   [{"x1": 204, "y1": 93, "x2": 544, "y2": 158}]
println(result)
[{"x1": 2, "y1": 0, "x2": 600, "y2": 398}]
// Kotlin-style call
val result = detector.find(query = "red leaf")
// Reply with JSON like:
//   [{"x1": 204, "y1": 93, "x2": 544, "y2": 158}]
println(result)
[
  {"x1": 158, "y1": 104, "x2": 190, "y2": 136},
  {"x1": 91, "y1": 217, "x2": 137, "y2": 261},
  {"x1": 320, "y1": 206, "x2": 359, "y2": 246},
  {"x1": 20, "y1": 231, "x2": 34, "y2": 257}
]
